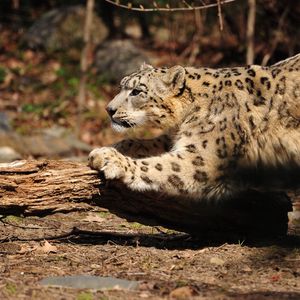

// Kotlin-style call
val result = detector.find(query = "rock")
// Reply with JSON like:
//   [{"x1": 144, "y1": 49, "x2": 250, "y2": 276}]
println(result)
[
  {"x1": 0, "y1": 126, "x2": 91, "y2": 160},
  {"x1": 39, "y1": 275, "x2": 139, "y2": 290},
  {"x1": 0, "y1": 146, "x2": 21, "y2": 163},
  {"x1": 94, "y1": 39, "x2": 151, "y2": 83},
  {"x1": 0, "y1": 112, "x2": 11, "y2": 132},
  {"x1": 64, "y1": 134, "x2": 92, "y2": 153},
  {"x1": 23, "y1": 5, "x2": 108, "y2": 52},
  {"x1": 39, "y1": 126, "x2": 92, "y2": 153},
  {"x1": 21, "y1": 127, "x2": 92, "y2": 158},
  {"x1": 41, "y1": 125, "x2": 69, "y2": 138},
  {"x1": 23, "y1": 135, "x2": 72, "y2": 157}
]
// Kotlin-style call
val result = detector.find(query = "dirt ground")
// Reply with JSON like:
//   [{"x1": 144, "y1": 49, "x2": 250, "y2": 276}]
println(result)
[{"x1": 0, "y1": 208, "x2": 299, "y2": 300}]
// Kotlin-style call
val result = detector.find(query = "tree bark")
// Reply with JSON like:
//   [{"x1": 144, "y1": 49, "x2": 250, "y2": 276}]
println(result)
[
  {"x1": 0, "y1": 160, "x2": 295, "y2": 237},
  {"x1": 76, "y1": 0, "x2": 95, "y2": 136}
]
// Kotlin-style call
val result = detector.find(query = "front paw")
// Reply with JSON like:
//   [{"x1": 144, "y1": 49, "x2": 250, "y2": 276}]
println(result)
[{"x1": 88, "y1": 147, "x2": 126, "y2": 180}]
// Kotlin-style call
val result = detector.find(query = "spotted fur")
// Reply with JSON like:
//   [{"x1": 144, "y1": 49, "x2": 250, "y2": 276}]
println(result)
[{"x1": 89, "y1": 54, "x2": 300, "y2": 200}]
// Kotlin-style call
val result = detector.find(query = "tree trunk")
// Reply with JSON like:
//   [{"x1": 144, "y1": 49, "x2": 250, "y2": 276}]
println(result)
[
  {"x1": 76, "y1": 0, "x2": 95, "y2": 136},
  {"x1": 0, "y1": 160, "x2": 295, "y2": 237}
]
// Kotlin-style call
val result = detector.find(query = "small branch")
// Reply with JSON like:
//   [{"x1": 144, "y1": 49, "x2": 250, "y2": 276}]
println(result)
[
  {"x1": 104, "y1": 0, "x2": 236, "y2": 12},
  {"x1": 261, "y1": 5, "x2": 290, "y2": 66},
  {"x1": 182, "y1": 0, "x2": 193, "y2": 8},
  {"x1": 217, "y1": 0, "x2": 224, "y2": 31},
  {"x1": 1, "y1": 226, "x2": 190, "y2": 243},
  {"x1": 246, "y1": 0, "x2": 256, "y2": 65}
]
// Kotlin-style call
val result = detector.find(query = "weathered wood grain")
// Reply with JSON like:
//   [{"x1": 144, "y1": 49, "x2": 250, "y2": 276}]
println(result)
[{"x1": 0, "y1": 160, "x2": 296, "y2": 237}]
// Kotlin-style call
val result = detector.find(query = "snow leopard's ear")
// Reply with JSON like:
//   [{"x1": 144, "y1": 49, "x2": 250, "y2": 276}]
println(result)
[
  {"x1": 163, "y1": 65, "x2": 186, "y2": 91},
  {"x1": 120, "y1": 75, "x2": 129, "y2": 87},
  {"x1": 140, "y1": 62, "x2": 154, "y2": 71}
]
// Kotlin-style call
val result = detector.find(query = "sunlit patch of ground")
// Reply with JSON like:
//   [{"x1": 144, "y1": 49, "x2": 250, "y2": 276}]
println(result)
[{"x1": 0, "y1": 211, "x2": 299, "y2": 299}]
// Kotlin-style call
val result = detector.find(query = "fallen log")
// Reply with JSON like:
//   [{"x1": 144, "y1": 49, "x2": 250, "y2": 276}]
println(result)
[{"x1": 0, "y1": 160, "x2": 296, "y2": 237}]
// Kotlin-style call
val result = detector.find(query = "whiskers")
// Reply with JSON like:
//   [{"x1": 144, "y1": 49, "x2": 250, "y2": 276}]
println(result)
[
  {"x1": 110, "y1": 111, "x2": 147, "y2": 132},
  {"x1": 111, "y1": 122, "x2": 127, "y2": 132},
  {"x1": 111, "y1": 118, "x2": 139, "y2": 132}
]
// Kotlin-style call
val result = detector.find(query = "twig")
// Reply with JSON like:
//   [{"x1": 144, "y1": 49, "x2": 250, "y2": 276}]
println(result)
[
  {"x1": 217, "y1": 0, "x2": 224, "y2": 31},
  {"x1": 261, "y1": 5, "x2": 290, "y2": 66},
  {"x1": 182, "y1": 0, "x2": 193, "y2": 8},
  {"x1": 0, "y1": 226, "x2": 190, "y2": 242},
  {"x1": 246, "y1": 0, "x2": 256, "y2": 65},
  {"x1": 104, "y1": 0, "x2": 236, "y2": 12}
]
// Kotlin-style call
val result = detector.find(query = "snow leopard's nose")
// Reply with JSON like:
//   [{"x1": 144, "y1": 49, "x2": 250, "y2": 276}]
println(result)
[{"x1": 106, "y1": 106, "x2": 117, "y2": 118}]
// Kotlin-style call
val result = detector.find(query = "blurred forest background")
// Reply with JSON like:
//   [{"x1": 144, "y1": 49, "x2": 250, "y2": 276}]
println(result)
[{"x1": 0, "y1": 0, "x2": 299, "y2": 162}]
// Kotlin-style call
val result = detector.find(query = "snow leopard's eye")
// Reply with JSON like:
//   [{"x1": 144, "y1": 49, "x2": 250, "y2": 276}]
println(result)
[{"x1": 130, "y1": 89, "x2": 142, "y2": 96}]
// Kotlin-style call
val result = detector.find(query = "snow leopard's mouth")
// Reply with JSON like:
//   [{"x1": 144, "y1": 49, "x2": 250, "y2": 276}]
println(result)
[{"x1": 111, "y1": 118, "x2": 133, "y2": 129}]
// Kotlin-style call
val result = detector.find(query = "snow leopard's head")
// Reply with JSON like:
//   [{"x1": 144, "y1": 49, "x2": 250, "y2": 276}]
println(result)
[{"x1": 106, "y1": 63, "x2": 187, "y2": 132}]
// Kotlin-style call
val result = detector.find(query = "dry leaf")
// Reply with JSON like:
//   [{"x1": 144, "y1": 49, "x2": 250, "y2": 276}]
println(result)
[
  {"x1": 170, "y1": 286, "x2": 196, "y2": 299},
  {"x1": 242, "y1": 265, "x2": 252, "y2": 273},
  {"x1": 18, "y1": 244, "x2": 37, "y2": 254},
  {"x1": 210, "y1": 257, "x2": 225, "y2": 266},
  {"x1": 36, "y1": 241, "x2": 58, "y2": 253}
]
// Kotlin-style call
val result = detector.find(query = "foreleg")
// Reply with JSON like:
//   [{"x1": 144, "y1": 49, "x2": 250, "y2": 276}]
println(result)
[
  {"x1": 88, "y1": 146, "x2": 231, "y2": 200},
  {"x1": 112, "y1": 134, "x2": 171, "y2": 158}
]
